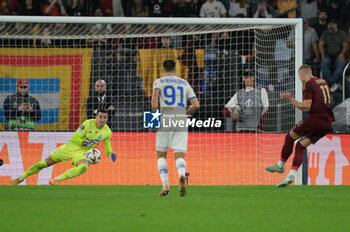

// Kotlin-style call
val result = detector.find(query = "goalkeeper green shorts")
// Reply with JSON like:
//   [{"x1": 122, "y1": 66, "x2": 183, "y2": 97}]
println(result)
[{"x1": 50, "y1": 147, "x2": 86, "y2": 167}]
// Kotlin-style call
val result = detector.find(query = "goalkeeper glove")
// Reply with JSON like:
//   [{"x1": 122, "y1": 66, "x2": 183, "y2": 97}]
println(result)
[{"x1": 108, "y1": 153, "x2": 117, "y2": 162}]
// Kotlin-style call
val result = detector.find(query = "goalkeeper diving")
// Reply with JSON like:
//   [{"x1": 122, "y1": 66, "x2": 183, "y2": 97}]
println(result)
[{"x1": 9, "y1": 108, "x2": 117, "y2": 185}]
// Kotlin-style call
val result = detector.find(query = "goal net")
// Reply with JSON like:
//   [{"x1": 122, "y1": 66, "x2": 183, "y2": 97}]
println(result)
[{"x1": 0, "y1": 17, "x2": 303, "y2": 185}]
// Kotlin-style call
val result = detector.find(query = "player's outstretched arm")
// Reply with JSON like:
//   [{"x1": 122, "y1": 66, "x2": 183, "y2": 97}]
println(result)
[
  {"x1": 108, "y1": 152, "x2": 117, "y2": 162},
  {"x1": 104, "y1": 135, "x2": 116, "y2": 162}
]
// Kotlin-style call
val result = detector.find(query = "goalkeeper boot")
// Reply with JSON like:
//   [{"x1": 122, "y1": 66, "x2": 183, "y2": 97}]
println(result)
[
  {"x1": 277, "y1": 175, "x2": 294, "y2": 188},
  {"x1": 8, "y1": 178, "x2": 23, "y2": 185},
  {"x1": 49, "y1": 179, "x2": 60, "y2": 185},
  {"x1": 159, "y1": 186, "x2": 170, "y2": 196},
  {"x1": 179, "y1": 176, "x2": 187, "y2": 197},
  {"x1": 265, "y1": 163, "x2": 284, "y2": 174}
]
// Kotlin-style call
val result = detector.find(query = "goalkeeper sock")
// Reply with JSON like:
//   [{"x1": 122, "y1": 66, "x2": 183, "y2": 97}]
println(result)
[
  {"x1": 59, "y1": 163, "x2": 89, "y2": 181},
  {"x1": 291, "y1": 142, "x2": 306, "y2": 171},
  {"x1": 158, "y1": 158, "x2": 169, "y2": 188},
  {"x1": 21, "y1": 160, "x2": 48, "y2": 179},
  {"x1": 53, "y1": 176, "x2": 61, "y2": 181},
  {"x1": 281, "y1": 133, "x2": 294, "y2": 162},
  {"x1": 277, "y1": 160, "x2": 285, "y2": 168},
  {"x1": 176, "y1": 158, "x2": 186, "y2": 178},
  {"x1": 288, "y1": 169, "x2": 297, "y2": 177}
]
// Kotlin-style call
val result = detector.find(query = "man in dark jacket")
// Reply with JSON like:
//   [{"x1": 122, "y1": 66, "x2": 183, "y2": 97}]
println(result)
[
  {"x1": 86, "y1": 79, "x2": 115, "y2": 120},
  {"x1": 3, "y1": 78, "x2": 41, "y2": 131}
]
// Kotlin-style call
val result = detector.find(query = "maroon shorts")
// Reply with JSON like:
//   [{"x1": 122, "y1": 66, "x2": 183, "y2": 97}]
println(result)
[{"x1": 293, "y1": 116, "x2": 332, "y2": 144}]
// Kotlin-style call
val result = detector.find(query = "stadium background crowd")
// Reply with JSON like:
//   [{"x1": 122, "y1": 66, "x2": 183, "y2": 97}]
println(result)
[{"x1": 0, "y1": 0, "x2": 350, "y2": 132}]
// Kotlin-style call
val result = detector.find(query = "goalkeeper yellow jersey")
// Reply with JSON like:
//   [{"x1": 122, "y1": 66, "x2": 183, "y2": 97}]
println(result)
[{"x1": 60, "y1": 119, "x2": 113, "y2": 155}]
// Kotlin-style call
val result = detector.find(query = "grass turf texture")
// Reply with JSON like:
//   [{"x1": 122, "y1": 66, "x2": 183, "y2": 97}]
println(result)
[{"x1": 1, "y1": 186, "x2": 349, "y2": 232}]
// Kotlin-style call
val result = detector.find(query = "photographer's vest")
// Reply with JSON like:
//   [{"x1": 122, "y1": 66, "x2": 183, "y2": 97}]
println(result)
[
  {"x1": 236, "y1": 87, "x2": 263, "y2": 131},
  {"x1": 6, "y1": 94, "x2": 37, "y2": 131}
]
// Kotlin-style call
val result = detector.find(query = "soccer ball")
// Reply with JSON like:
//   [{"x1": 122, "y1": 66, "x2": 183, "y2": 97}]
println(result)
[
  {"x1": 232, "y1": 105, "x2": 242, "y2": 115},
  {"x1": 85, "y1": 148, "x2": 101, "y2": 164}
]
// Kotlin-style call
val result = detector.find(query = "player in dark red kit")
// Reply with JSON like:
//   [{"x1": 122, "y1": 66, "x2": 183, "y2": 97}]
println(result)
[{"x1": 265, "y1": 64, "x2": 335, "y2": 187}]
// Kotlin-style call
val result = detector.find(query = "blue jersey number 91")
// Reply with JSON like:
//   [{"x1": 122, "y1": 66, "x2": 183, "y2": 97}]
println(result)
[{"x1": 163, "y1": 85, "x2": 185, "y2": 107}]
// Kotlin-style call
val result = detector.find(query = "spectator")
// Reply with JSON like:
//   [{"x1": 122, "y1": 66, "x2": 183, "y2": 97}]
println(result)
[
  {"x1": 51, "y1": 23, "x2": 68, "y2": 36},
  {"x1": 247, "y1": 0, "x2": 262, "y2": 16},
  {"x1": 67, "y1": 0, "x2": 85, "y2": 16},
  {"x1": 86, "y1": 24, "x2": 108, "y2": 46},
  {"x1": 130, "y1": 0, "x2": 148, "y2": 17},
  {"x1": 35, "y1": 24, "x2": 81, "y2": 48},
  {"x1": 266, "y1": 0, "x2": 281, "y2": 17},
  {"x1": 42, "y1": 0, "x2": 67, "y2": 16},
  {"x1": 160, "y1": 36, "x2": 170, "y2": 48},
  {"x1": 115, "y1": 25, "x2": 138, "y2": 56},
  {"x1": 99, "y1": 0, "x2": 124, "y2": 17},
  {"x1": 137, "y1": 24, "x2": 160, "y2": 49},
  {"x1": 304, "y1": 20, "x2": 320, "y2": 66},
  {"x1": 35, "y1": 26, "x2": 54, "y2": 47},
  {"x1": 146, "y1": 0, "x2": 167, "y2": 17},
  {"x1": 170, "y1": 0, "x2": 193, "y2": 17},
  {"x1": 84, "y1": 0, "x2": 99, "y2": 16},
  {"x1": 4, "y1": 23, "x2": 34, "y2": 47},
  {"x1": 0, "y1": 0, "x2": 21, "y2": 15},
  {"x1": 300, "y1": 0, "x2": 318, "y2": 20},
  {"x1": 86, "y1": 79, "x2": 115, "y2": 120},
  {"x1": 200, "y1": 0, "x2": 227, "y2": 18},
  {"x1": 200, "y1": 0, "x2": 227, "y2": 49},
  {"x1": 214, "y1": 32, "x2": 231, "y2": 51},
  {"x1": 319, "y1": 19, "x2": 348, "y2": 92},
  {"x1": 0, "y1": 0, "x2": 11, "y2": 15},
  {"x1": 189, "y1": 0, "x2": 205, "y2": 17},
  {"x1": 216, "y1": 25, "x2": 254, "y2": 61},
  {"x1": 253, "y1": 1, "x2": 272, "y2": 18},
  {"x1": 311, "y1": 9, "x2": 329, "y2": 38},
  {"x1": 223, "y1": 69, "x2": 269, "y2": 132},
  {"x1": 94, "y1": 8, "x2": 112, "y2": 34},
  {"x1": 3, "y1": 78, "x2": 41, "y2": 131},
  {"x1": 321, "y1": 0, "x2": 342, "y2": 25},
  {"x1": 20, "y1": 0, "x2": 42, "y2": 15},
  {"x1": 228, "y1": 0, "x2": 249, "y2": 18},
  {"x1": 162, "y1": 0, "x2": 177, "y2": 17}
]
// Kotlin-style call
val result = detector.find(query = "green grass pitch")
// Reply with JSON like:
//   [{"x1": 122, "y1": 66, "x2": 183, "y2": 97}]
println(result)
[{"x1": 1, "y1": 185, "x2": 349, "y2": 232}]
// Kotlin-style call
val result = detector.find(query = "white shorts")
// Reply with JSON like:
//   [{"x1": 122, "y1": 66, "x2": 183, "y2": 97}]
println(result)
[{"x1": 156, "y1": 131, "x2": 188, "y2": 153}]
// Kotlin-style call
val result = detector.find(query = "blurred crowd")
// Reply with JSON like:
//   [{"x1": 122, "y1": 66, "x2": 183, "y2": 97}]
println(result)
[{"x1": 0, "y1": 1, "x2": 347, "y2": 25}]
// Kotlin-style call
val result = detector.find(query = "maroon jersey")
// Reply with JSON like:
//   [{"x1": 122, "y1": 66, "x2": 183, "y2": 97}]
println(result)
[{"x1": 303, "y1": 77, "x2": 335, "y2": 122}]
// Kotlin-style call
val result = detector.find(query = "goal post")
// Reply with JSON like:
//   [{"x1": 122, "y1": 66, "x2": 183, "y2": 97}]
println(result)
[{"x1": 0, "y1": 16, "x2": 303, "y2": 185}]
